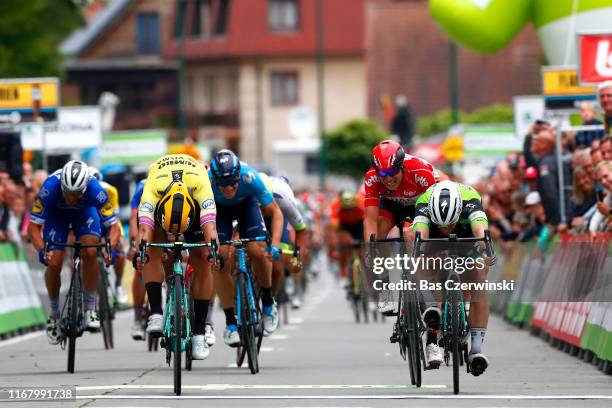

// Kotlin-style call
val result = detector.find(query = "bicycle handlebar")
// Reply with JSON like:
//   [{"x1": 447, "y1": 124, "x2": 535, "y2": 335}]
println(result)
[{"x1": 414, "y1": 230, "x2": 495, "y2": 258}]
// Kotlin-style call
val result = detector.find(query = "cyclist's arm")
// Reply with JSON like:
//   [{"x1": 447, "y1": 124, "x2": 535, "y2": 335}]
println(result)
[
  {"x1": 129, "y1": 209, "x2": 138, "y2": 244},
  {"x1": 261, "y1": 200, "x2": 283, "y2": 248},
  {"x1": 363, "y1": 206, "x2": 378, "y2": 242},
  {"x1": 27, "y1": 222, "x2": 44, "y2": 252},
  {"x1": 107, "y1": 223, "x2": 120, "y2": 248},
  {"x1": 412, "y1": 194, "x2": 431, "y2": 239}
]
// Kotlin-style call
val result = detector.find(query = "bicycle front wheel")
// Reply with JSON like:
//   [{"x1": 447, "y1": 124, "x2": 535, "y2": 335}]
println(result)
[
  {"x1": 407, "y1": 289, "x2": 422, "y2": 388},
  {"x1": 241, "y1": 276, "x2": 258, "y2": 374},
  {"x1": 173, "y1": 274, "x2": 183, "y2": 396},
  {"x1": 67, "y1": 271, "x2": 81, "y2": 374}
]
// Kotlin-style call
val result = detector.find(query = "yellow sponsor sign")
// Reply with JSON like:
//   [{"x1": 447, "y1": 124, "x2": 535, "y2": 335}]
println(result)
[
  {"x1": 542, "y1": 68, "x2": 597, "y2": 96},
  {"x1": 442, "y1": 135, "x2": 464, "y2": 162},
  {"x1": 0, "y1": 78, "x2": 59, "y2": 110}
]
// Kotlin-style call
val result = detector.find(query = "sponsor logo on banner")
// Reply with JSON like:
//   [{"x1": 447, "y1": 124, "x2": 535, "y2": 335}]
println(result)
[{"x1": 579, "y1": 33, "x2": 612, "y2": 85}]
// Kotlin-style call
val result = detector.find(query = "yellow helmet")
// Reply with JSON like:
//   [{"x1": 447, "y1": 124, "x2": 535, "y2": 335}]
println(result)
[
  {"x1": 340, "y1": 191, "x2": 357, "y2": 209},
  {"x1": 156, "y1": 182, "x2": 196, "y2": 234}
]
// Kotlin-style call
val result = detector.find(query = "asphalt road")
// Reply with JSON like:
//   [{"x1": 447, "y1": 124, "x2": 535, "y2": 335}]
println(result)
[{"x1": 1, "y1": 263, "x2": 611, "y2": 408}]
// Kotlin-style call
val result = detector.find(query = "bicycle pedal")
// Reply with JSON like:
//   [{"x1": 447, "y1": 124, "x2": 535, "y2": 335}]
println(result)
[
  {"x1": 382, "y1": 310, "x2": 398, "y2": 317},
  {"x1": 389, "y1": 334, "x2": 398, "y2": 343},
  {"x1": 425, "y1": 362, "x2": 441, "y2": 370}
]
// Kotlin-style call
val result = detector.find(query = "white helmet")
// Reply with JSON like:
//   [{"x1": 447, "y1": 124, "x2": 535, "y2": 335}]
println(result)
[
  {"x1": 428, "y1": 180, "x2": 462, "y2": 227},
  {"x1": 89, "y1": 167, "x2": 102, "y2": 182},
  {"x1": 61, "y1": 160, "x2": 89, "y2": 193}
]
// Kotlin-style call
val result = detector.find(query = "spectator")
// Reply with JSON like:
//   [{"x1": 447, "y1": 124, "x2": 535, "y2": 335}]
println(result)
[
  {"x1": 567, "y1": 166, "x2": 596, "y2": 229},
  {"x1": 591, "y1": 146, "x2": 603, "y2": 170},
  {"x1": 523, "y1": 166, "x2": 538, "y2": 192},
  {"x1": 600, "y1": 136, "x2": 612, "y2": 161},
  {"x1": 391, "y1": 95, "x2": 415, "y2": 150},
  {"x1": 589, "y1": 160, "x2": 612, "y2": 232},
  {"x1": 575, "y1": 102, "x2": 605, "y2": 148},
  {"x1": 520, "y1": 192, "x2": 546, "y2": 242},
  {"x1": 573, "y1": 148, "x2": 594, "y2": 182},
  {"x1": 523, "y1": 122, "x2": 563, "y2": 226},
  {"x1": 599, "y1": 81, "x2": 612, "y2": 136},
  {"x1": 0, "y1": 182, "x2": 8, "y2": 241}
]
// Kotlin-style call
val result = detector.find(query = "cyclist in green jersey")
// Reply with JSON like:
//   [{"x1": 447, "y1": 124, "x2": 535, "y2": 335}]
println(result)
[{"x1": 412, "y1": 180, "x2": 491, "y2": 376}]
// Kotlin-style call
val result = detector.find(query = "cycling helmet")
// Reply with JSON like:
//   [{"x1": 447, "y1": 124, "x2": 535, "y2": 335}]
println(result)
[
  {"x1": 371, "y1": 140, "x2": 405, "y2": 172},
  {"x1": 89, "y1": 167, "x2": 102, "y2": 182},
  {"x1": 340, "y1": 191, "x2": 357, "y2": 209},
  {"x1": 61, "y1": 160, "x2": 89, "y2": 193},
  {"x1": 155, "y1": 182, "x2": 196, "y2": 234},
  {"x1": 279, "y1": 175, "x2": 291, "y2": 186},
  {"x1": 210, "y1": 149, "x2": 241, "y2": 186},
  {"x1": 428, "y1": 180, "x2": 462, "y2": 227}
]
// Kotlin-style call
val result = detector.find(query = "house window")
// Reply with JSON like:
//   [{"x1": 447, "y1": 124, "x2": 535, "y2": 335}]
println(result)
[
  {"x1": 136, "y1": 12, "x2": 160, "y2": 54},
  {"x1": 187, "y1": 0, "x2": 230, "y2": 38},
  {"x1": 269, "y1": 0, "x2": 299, "y2": 32},
  {"x1": 270, "y1": 72, "x2": 298, "y2": 106}
]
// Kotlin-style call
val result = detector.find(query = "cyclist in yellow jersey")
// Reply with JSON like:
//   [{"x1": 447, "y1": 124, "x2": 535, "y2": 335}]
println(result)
[
  {"x1": 89, "y1": 168, "x2": 128, "y2": 305},
  {"x1": 134, "y1": 154, "x2": 220, "y2": 361}
]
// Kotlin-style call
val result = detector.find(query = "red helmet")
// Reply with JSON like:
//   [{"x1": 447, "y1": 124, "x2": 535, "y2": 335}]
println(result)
[
  {"x1": 371, "y1": 140, "x2": 405, "y2": 171},
  {"x1": 524, "y1": 166, "x2": 537, "y2": 180}
]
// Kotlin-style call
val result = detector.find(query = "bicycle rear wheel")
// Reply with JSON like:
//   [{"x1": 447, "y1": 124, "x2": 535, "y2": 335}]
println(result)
[
  {"x1": 98, "y1": 261, "x2": 113, "y2": 350},
  {"x1": 173, "y1": 275, "x2": 183, "y2": 396},
  {"x1": 67, "y1": 270, "x2": 81, "y2": 374},
  {"x1": 449, "y1": 290, "x2": 461, "y2": 395}
]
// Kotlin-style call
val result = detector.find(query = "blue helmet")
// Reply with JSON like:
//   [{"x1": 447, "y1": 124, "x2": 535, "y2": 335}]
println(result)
[{"x1": 210, "y1": 149, "x2": 241, "y2": 186}]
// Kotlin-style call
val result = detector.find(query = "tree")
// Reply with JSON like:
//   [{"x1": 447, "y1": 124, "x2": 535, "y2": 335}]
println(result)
[
  {"x1": 323, "y1": 119, "x2": 388, "y2": 180},
  {"x1": 0, "y1": 0, "x2": 84, "y2": 78}
]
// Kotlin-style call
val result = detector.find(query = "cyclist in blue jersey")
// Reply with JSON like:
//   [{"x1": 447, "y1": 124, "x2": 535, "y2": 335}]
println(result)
[
  {"x1": 127, "y1": 178, "x2": 146, "y2": 340},
  {"x1": 28, "y1": 160, "x2": 120, "y2": 345},
  {"x1": 208, "y1": 150, "x2": 284, "y2": 346}
]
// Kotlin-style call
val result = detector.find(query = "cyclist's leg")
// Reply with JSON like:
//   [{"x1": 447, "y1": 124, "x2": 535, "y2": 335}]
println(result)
[
  {"x1": 211, "y1": 204, "x2": 239, "y2": 346},
  {"x1": 112, "y1": 234, "x2": 127, "y2": 302},
  {"x1": 186, "y1": 227, "x2": 213, "y2": 359},
  {"x1": 464, "y1": 261, "x2": 490, "y2": 374},
  {"x1": 142, "y1": 226, "x2": 166, "y2": 334},
  {"x1": 41, "y1": 220, "x2": 69, "y2": 344},
  {"x1": 265, "y1": 215, "x2": 284, "y2": 294},
  {"x1": 73, "y1": 208, "x2": 104, "y2": 317},
  {"x1": 239, "y1": 198, "x2": 277, "y2": 333}
]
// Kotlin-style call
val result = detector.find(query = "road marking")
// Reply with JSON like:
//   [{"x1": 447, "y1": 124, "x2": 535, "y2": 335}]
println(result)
[
  {"x1": 77, "y1": 384, "x2": 445, "y2": 391},
  {"x1": 282, "y1": 325, "x2": 298, "y2": 331},
  {"x1": 75, "y1": 394, "x2": 612, "y2": 400},
  {"x1": 0, "y1": 332, "x2": 44, "y2": 348},
  {"x1": 288, "y1": 317, "x2": 304, "y2": 324},
  {"x1": 260, "y1": 346, "x2": 274, "y2": 352},
  {"x1": 269, "y1": 334, "x2": 289, "y2": 340}
]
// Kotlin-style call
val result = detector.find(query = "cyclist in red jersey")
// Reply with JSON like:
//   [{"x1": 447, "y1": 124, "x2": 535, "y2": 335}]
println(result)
[{"x1": 363, "y1": 140, "x2": 437, "y2": 241}]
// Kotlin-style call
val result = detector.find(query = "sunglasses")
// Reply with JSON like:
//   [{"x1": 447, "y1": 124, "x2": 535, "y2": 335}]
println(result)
[
  {"x1": 216, "y1": 178, "x2": 239, "y2": 187},
  {"x1": 376, "y1": 167, "x2": 400, "y2": 177}
]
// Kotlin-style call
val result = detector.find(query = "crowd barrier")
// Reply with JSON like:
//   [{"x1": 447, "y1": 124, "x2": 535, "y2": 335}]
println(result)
[
  {"x1": 0, "y1": 243, "x2": 46, "y2": 337},
  {"x1": 493, "y1": 232, "x2": 612, "y2": 374}
]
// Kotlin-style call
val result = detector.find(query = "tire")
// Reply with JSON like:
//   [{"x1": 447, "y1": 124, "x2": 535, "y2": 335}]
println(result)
[
  {"x1": 450, "y1": 290, "x2": 461, "y2": 395},
  {"x1": 408, "y1": 291, "x2": 422, "y2": 388},
  {"x1": 236, "y1": 345, "x2": 246, "y2": 367},
  {"x1": 173, "y1": 274, "x2": 183, "y2": 396},
  {"x1": 67, "y1": 270, "x2": 81, "y2": 374},
  {"x1": 98, "y1": 262, "x2": 113, "y2": 350},
  {"x1": 241, "y1": 275, "x2": 258, "y2": 375},
  {"x1": 185, "y1": 294, "x2": 194, "y2": 371}
]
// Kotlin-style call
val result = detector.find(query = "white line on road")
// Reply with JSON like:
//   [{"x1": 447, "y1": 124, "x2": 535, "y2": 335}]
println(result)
[
  {"x1": 0, "y1": 332, "x2": 44, "y2": 348},
  {"x1": 269, "y1": 334, "x2": 289, "y2": 340},
  {"x1": 260, "y1": 346, "x2": 274, "y2": 352},
  {"x1": 75, "y1": 394, "x2": 612, "y2": 400},
  {"x1": 77, "y1": 384, "x2": 445, "y2": 391},
  {"x1": 288, "y1": 317, "x2": 304, "y2": 324}
]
